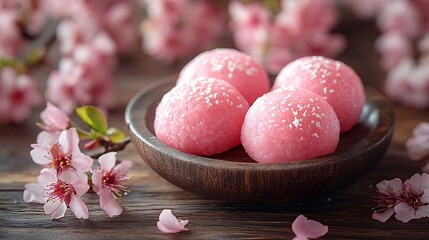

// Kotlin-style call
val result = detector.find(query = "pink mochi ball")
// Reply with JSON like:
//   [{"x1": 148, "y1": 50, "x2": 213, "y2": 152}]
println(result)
[
  {"x1": 241, "y1": 87, "x2": 340, "y2": 164},
  {"x1": 177, "y1": 48, "x2": 270, "y2": 105},
  {"x1": 154, "y1": 78, "x2": 249, "y2": 156},
  {"x1": 272, "y1": 56, "x2": 365, "y2": 132}
]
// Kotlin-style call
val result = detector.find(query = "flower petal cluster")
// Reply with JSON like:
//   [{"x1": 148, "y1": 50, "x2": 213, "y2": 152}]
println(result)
[
  {"x1": 229, "y1": 0, "x2": 344, "y2": 74},
  {"x1": 348, "y1": 0, "x2": 429, "y2": 108},
  {"x1": 373, "y1": 173, "x2": 429, "y2": 223},
  {"x1": 24, "y1": 103, "x2": 131, "y2": 219},
  {"x1": 0, "y1": 67, "x2": 41, "y2": 123},
  {"x1": 141, "y1": 0, "x2": 227, "y2": 63}
]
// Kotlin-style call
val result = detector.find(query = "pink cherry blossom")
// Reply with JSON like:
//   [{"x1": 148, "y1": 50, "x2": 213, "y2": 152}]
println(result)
[
  {"x1": 24, "y1": 168, "x2": 89, "y2": 219},
  {"x1": 0, "y1": 0, "x2": 46, "y2": 57},
  {"x1": 228, "y1": 0, "x2": 343, "y2": 74},
  {"x1": 102, "y1": 2, "x2": 138, "y2": 54},
  {"x1": 142, "y1": 0, "x2": 226, "y2": 63},
  {"x1": 228, "y1": 1, "x2": 271, "y2": 60},
  {"x1": 46, "y1": 34, "x2": 115, "y2": 113},
  {"x1": 0, "y1": 11, "x2": 24, "y2": 58},
  {"x1": 372, "y1": 178, "x2": 403, "y2": 222},
  {"x1": 276, "y1": 0, "x2": 337, "y2": 37},
  {"x1": 30, "y1": 128, "x2": 93, "y2": 183},
  {"x1": 36, "y1": 102, "x2": 70, "y2": 146},
  {"x1": 291, "y1": 215, "x2": 328, "y2": 240},
  {"x1": 375, "y1": 32, "x2": 412, "y2": 70},
  {"x1": 48, "y1": 0, "x2": 137, "y2": 56},
  {"x1": 142, "y1": 0, "x2": 186, "y2": 23},
  {"x1": 92, "y1": 152, "x2": 132, "y2": 217},
  {"x1": 394, "y1": 173, "x2": 429, "y2": 223},
  {"x1": 56, "y1": 19, "x2": 95, "y2": 56},
  {"x1": 38, "y1": 102, "x2": 70, "y2": 132},
  {"x1": 345, "y1": 0, "x2": 389, "y2": 19},
  {"x1": 406, "y1": 122, "x2": 429, "y2": 161},
  {"x1": 0, "y1": 67, "x2": 41, "y2": 123},
  {"x1": 384, "y1": 58, "x2": 429, "y2": 109},
  {"x1": 157, "y1": 209, "x2": 189, "y2": 233},
  {"x1": 377, "y1": 0, "x2": 421, "y2": 39}
]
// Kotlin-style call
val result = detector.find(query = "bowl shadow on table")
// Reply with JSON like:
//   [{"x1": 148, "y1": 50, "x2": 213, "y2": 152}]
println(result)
[{"x1": 127, "y1": 78, "x2": 394, "y2": 204}]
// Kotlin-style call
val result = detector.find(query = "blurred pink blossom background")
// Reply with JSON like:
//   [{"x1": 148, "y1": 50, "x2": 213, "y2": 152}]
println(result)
[{"x1": 4, "y1": 0, "x2": 429, "y2": 124}]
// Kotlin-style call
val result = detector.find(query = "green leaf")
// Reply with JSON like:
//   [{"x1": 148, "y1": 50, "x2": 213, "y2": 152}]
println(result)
[
  {"x1": 76, "y1": 106, "x2": 108, "y2": 134},
  {"x1": 26, "y1": 48, "x2": 46, "y2": 66},
  {"x1": 106, "y1": 127, "x2": 127, "y2": 143},
  {"x1": 264, "y1": 0, "x2": 280, "y2": 14},
  {"x1": 0, "y1": 58, "x2": 26, "y2": 73}
]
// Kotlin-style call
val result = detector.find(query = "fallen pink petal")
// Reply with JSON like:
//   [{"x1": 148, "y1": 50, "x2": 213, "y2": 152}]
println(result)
[
  {"x1": 292, "y1": 215, "x2": 328, "y2": 239},
  {"x1": 157, "y1": 209, "x2": 189, "y2": 234}
]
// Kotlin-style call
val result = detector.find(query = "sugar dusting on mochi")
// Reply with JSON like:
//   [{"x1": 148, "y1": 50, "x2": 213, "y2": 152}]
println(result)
[
  {"x1": 178, "y1": 48, "x2": 270, "y2": 105},
  {"x1": 273, "y1": 56, "x2": 365, "y2": 132},
  {"x1": 241, "y1": 87, "x2": 340, "y2": 163},
  {"x1": 154, "y1": 77, "x2": 249, "y2": 156}
]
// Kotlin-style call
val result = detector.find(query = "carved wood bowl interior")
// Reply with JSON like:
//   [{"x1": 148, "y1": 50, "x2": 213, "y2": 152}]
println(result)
[{"x1": 125, "y1": 76, "x2": 395, "y2": 202}]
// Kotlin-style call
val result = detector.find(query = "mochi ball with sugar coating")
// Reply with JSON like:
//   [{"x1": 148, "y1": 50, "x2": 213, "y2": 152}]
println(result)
[
  {"x1": 177, "y1": 48, "x2": 270, "y2": 105},
  {"x1": 241, "y1": 87, "x2": 340, "y2": 164},
  {"x1": 273, "y1": 56, "x2": 365, "y2": 132},
  {"x1": 155, "y1": 78, "x2": 249, "y2": 156}
]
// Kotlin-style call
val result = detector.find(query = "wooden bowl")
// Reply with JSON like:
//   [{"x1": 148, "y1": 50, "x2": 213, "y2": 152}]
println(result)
[{"x1": 126, "y1": 76, "x2": 395, "y2": 202}]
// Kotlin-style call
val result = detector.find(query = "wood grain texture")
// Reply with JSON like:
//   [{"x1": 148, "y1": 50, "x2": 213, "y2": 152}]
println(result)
[
  {"x1": 126, "y1": 78, "x2": 394, "y2": 202},
  {"x1": 1, "y1": 20, "x2": 429, "y2": 239}
]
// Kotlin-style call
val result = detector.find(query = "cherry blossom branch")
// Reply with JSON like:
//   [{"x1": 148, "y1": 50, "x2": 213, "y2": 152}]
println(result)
[{"x1": 23, "y1": 102, "x2": 132, "y2": 219}]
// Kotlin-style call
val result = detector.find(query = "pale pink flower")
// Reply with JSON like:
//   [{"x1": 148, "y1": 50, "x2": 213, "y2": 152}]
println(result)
[
  {"x1": 24, "y1": 168, "x2": 89, "y2": 219},
  {"x1": 0, "y1": 67, "x2": 41, "y2": 123},
  {"x1": 142, "y1": 0, "x2": 226, "y2": 63},
  {"x1": 102, "y1": 2, "x2": 138, "y2": 54},
  {"x1": 38, "y1": 102, "x2": 70, "y2": 132},
  {"x1": 141, "y1": 18, "x2": 189, "y2": 63},
  {"x1": 157, "y1": 209, "x2": 189, "y2": 233},
  {"x1": 372, "y1": 178, "x2": 403, "y2": 222},
  {"x1": 384, "y1": 58, "x2": 429, "y2": 109},
  {"x1": 375, "y1": 32, "x2": 412, "y2": 70},
  {"x1": 92, "y1": 152, "x2": 132, "y2": 217},
  {"x1": 406, "y1": 122, "x2": 429, "y2": 161},
  {"x1": 30, "y1": 128, "x2": 93, "y2": 183},
  {"x1": 394, "y1": 173, "x2": 429, "y2": 223},
  {"x1": 36, "y1": 102, "x2": 70, "y2": 146},
  {"x1": 228, "y1": 0, "x2": 343, "y2": 74},
  {"x1": 143, "y1": 0, "x2": 186, "y2": 22},
  {"x1": 291, "y1": 215, "x2": 328, "y2": 240},
  {"x1": 345, "y1": 0, "x2": 388, "y2": 19},
  {"x1": 46, "y1": 34, "x2": 115, "y2": 113},
  {"x1": 183, "y1": 1, "x2": 226, "y2": 51},
  {"x1": 0, "y1": 0, "x2": 45, "y2": 56},
  {"x1": 51, "y1": 0, "x2": 137, "y2": 56},
  {"x1": 56, "y1": 19, "x2": 95, "y2": 56},
  {"x1": 0, "y1": 11, "x2": 24, "y2": 58},
  {"x1": 377, "y1": 0, "x2": 421, "y2": 39},
  {"x1": 276, "y1": 0, "x2": 337, "y2": 37},
  {"x1": 229, "y1": 1, "x2": 271, "y2": 63}
]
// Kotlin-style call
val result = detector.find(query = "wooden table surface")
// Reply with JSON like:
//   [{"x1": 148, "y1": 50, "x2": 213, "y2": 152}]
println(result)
[{"x1": 1, "y1": 21, "x2": 429, "y2": 239}]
